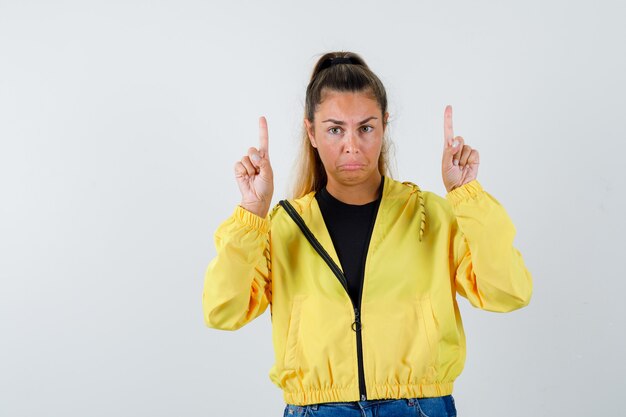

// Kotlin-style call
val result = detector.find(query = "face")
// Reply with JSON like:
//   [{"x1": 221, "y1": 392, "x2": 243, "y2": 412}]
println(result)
[{"x1": 305, "y1": 90, "x2": 388, "y2": 190}]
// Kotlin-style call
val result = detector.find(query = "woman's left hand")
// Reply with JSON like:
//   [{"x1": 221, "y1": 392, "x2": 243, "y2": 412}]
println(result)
[{"x1": 441, "y1": 105, "x2": 480, "y2": 193}]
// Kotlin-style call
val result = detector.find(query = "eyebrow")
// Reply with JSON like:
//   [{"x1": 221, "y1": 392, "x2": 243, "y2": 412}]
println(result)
[{"x1": 321, "y1": 116, "x2": 378, "y2": 125}]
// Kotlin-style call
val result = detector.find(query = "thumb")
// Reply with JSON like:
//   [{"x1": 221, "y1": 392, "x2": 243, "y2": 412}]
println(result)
[
  {"x1": 249, "y1": 148, "x2": 273, "y2": 175},
  {"x1": 442, "y1": 136, "x2": 462, "y2": 167}
]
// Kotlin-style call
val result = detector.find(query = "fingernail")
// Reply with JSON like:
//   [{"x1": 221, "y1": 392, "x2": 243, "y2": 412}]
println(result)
[
  {"x1": 452, "y1": 140, "x2": 459, "y2": 148},
  {"x1": 453, "y1": 159, "x2": 459, "y2": 166},
  {"x1": 251, "y1": 154, "x2": 260, "y2": 162}
]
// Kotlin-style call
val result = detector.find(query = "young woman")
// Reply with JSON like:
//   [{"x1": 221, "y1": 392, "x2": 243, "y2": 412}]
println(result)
[{"x1": 202, "y1": 51, "x2": 533, "y2": 417}]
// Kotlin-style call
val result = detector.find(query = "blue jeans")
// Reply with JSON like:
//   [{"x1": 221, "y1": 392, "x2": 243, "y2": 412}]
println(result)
[{"x1": 283, "y1": 395, "x2": 457, "y2": 417}]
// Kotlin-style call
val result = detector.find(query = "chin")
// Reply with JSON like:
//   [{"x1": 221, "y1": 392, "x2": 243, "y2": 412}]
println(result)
[{"x1": 335, "y1": 169, "x2": 372, "y2": 184}]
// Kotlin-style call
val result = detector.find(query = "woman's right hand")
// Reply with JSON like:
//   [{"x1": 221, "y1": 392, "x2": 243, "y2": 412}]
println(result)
[{"x1": 234, "y1": 116, "x2": 274, "y2": 218}]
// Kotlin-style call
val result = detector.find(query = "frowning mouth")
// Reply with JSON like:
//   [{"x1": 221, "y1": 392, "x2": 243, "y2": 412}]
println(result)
[{"x1": 338, "y1": 163, "x2": 365, "y2": 171}]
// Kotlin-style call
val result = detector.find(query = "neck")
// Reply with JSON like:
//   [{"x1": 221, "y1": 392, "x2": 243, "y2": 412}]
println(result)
[{"x1": 325, "y1": 172, "x2": 383, "y2": 205}]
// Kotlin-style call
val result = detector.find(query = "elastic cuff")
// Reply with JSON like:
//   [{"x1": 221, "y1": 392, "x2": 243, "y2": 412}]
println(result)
[
  {"x1": 233, "y1": 205, "x2": 270, "y2": 234},
  {"x1": 445, "y1": 179, "x2": 484, "y2": 207}
]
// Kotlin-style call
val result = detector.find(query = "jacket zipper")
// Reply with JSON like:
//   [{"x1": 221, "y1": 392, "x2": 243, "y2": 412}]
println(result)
[
  {"x1": 278, "y1": 201, "x2": 348, "y2": 288},
  {"x1": 279, "y1": 185, "x2": 383, "y2": 402},
  {"x1": 354, "y1": 189, "x2": 382, "y2": 401},
  {"x1": 353, "y1": 306, "x2": 367, "y2": 401}
]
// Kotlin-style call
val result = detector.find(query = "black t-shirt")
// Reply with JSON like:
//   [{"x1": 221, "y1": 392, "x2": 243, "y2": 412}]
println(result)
[{"x1": 315, "y1": 178, "x2": 384, "y2": 307}]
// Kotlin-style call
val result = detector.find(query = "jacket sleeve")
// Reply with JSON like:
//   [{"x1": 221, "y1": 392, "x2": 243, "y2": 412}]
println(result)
[
  {"x1": 445, "y1": 180, "x2": 533, "y2": 312},
  {"x1": 202, "y1": 205, "x2": 272, "y2": 330}
]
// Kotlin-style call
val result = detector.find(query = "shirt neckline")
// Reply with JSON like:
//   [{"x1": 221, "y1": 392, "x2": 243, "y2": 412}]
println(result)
[{"x1": 317, "y1": 176, "x2": 385, "y2": 208}]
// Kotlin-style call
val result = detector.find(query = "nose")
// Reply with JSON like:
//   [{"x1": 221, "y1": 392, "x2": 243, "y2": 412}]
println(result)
[{"x1": 344, "y1": 131, "x2": 359, "y2": 154}]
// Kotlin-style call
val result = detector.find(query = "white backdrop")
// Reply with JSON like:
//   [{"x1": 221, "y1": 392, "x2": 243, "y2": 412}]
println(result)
[{"x1": 1, "y1": 1, "x2": 624, "y2": 416}]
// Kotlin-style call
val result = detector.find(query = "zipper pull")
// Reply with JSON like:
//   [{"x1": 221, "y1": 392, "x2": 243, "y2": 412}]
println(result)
[{"x1": 352, "y1": 307, "x2": 361, "y2": 332}]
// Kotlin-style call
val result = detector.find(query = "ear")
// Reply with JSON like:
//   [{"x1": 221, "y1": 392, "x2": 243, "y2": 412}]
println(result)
[
  {"x1": 304, "y1": 118, "x2": 317, "y2": 148},
  {"x1": 383, "y1": 112, "x2": 389, "y2": 130}
]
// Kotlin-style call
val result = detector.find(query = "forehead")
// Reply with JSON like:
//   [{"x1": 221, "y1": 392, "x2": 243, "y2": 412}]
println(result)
[{"x1": 316, "y1": 90, "x2": 381, "y2": 118}]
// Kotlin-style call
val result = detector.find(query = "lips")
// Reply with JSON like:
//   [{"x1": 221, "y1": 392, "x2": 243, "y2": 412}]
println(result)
[{"x1": 338, "y1": 163, "x2": 365, "y2": 171}]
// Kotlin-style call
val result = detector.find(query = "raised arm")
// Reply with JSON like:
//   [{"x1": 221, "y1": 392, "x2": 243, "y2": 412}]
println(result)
[
  {"x1": 441, "y1": 106, "x2": 532, "y2": 312},
  {"x1": 446, "y1": 181, "x2": 533, "y2": 312},
  {"x1": 202, "y1": 117, "x2": 275, "y2": 330}
]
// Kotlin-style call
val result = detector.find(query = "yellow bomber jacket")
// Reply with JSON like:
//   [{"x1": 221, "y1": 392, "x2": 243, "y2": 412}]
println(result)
[{"x1": 202, "y1": 178, "x2": 533, "y2": 406}]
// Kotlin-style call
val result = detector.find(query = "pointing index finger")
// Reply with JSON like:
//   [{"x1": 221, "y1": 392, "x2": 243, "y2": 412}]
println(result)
[
  {"x1": 259, "y1": 116, "x2": 269, "y2": 156},
  {"x1": 444, "y1": 105, "x2": 454, "y2": 147}
]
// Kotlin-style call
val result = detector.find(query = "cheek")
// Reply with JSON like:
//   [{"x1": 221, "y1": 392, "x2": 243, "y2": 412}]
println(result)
[
  {"x1": 317, "y1": 148, "x2": 338, "y2": 169},
  {"x1": 362, "y1": 136, "x2": 383, "y2": 158},
  {"x1": 316, "y1": 138, "x2": 341, "y2": 159}
]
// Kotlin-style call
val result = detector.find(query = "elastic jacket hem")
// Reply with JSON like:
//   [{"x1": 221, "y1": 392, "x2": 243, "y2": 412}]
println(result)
[{"x1": 284, "y1": 382, "x2": 454, "y2": 406}]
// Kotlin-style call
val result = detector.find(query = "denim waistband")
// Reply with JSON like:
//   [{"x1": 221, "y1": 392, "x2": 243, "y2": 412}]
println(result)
[{"x1": 305, "y1": 396, "x2": 450, "y2": 411}]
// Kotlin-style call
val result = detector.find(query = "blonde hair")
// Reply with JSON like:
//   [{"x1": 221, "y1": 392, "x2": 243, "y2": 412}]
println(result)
[{"x1": 292, "y1": 52, "x2": 393, "y2": 198}]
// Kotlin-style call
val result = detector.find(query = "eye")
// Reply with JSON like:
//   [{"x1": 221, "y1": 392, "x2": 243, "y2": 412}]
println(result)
[
  {"x1": 361, "y1": 125, "x2": 374, "y2": 133},
  {"x1": 328, "y1": 127, "x2": 343, "y2": 135}
]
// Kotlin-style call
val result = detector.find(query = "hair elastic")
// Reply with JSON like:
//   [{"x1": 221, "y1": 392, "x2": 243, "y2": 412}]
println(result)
[{"x1": 319, "y1": 56, "x2": 355, "y2": 71}]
